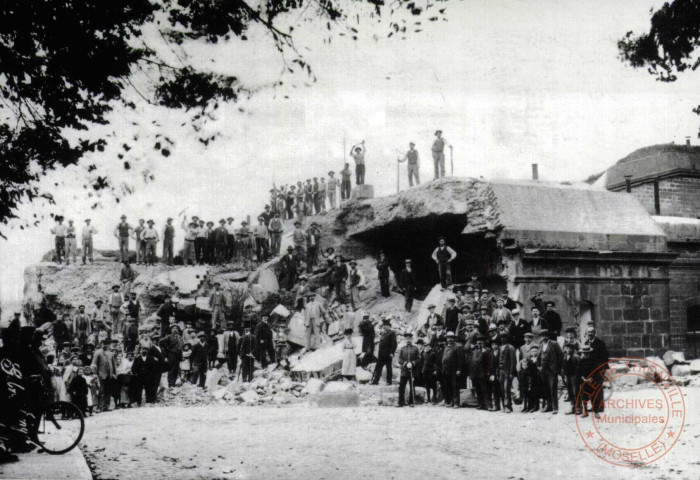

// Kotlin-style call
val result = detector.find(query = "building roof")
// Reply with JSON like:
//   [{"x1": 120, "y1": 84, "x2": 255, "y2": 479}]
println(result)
[
  {"x1": 463, "y1": 179, "x2": 668, "y2": 252},
  {"x1": 604, "y1": 144, "x2": 700, "y2": 189}
]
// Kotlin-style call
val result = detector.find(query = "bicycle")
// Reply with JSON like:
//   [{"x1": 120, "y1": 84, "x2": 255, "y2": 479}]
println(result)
[{"x1": 28, "y1": 375, "x2": 85, "y2": 455}]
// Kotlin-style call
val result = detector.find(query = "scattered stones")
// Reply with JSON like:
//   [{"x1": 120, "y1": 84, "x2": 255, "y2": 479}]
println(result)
[
  {"x1": 689, "y1": 359, "x2": 700, "y2": 375},
  {"x1": 303, "y1": 378, "x2": 324, "y2": 395},
  {"x1": 663, "y1": 351, "x2": 687, "y2": 367},
  {"x1": 671, "y1": 364, "x2": 691, "y2": 378},
  {"x1": 312, "y1": 391, "x2": 361, "y2": 407}
]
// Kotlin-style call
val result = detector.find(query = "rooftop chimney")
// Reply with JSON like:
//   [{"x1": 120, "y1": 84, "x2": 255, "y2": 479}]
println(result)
[
  {"x1": 531, "y1": 163, "x2": 539, "y2": 181},
  {"x1": 624, "y1": 175, "x2": 632, "y2": 193}
]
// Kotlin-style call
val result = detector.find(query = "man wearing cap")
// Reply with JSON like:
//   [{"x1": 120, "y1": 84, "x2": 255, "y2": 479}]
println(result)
[
  {"x1": 79, "y1": 219, "x2": 98, "y2": 265},
  {"x1": 530, "y1": 291, "x2": 546, "y2": 316},
  {"x1": 466, "y1": 274, "x2": 482, "y2": 295},
  {"x1": 259, "y1": 204, "x2": 272, "y2": 226},
  {"x1": 142, "y1": 220, "x2": 160, "y2": 266},
  {"x1": 330, "y1": 256, "x2": 348, "y2": 304},
  {"x1": 181, "y1": 217, "x2": 198, "y2": 266},
  {"x1": 294, "y1": 276, "x2": 311, "y2": 311},
  {"x1": 543, "y1": 301, "x2": 562, "y2": 338},
  {"x1": 205, "y1": 282, "x2": 225, "y2": 330},
  {"x1": 303, "y1": 179, "x2": 314, "y2": 215},
  {"x1": 582, "y1": 327, "x2": 609, "y2": 416},
  {"x1": 511, "y1": 309, "x2": 530, "y2": 349},
  {"x1": 253, "y1": 216, "x2": 270, "y2": 263},
  {"x1": 304, "y1": 293, "x2": 326, "y2": 351},
  {"x1": 469, "y1": 334, "x2": 491, "y2": 410},
  {"x1": 52, "y1": 313, "x2": 72, "y2": 355},
  {"x1": 516, "y1": 332, "x2": 535, "y2": 410},
  {"x1": 73, "y1": 305, "x2": 91, "y2": 348},
  {"x1": 340, "y1": 163, "x2": 352, "y2": 200},
  {"x1": 306, "y1": 222, "x2": 321, "y2": 271},
  {"x1": 156, "y1": 297, "x2": 176, "y2": 338},
  {"x1": 537, "y1": 329, "x2": 563, "y2": 413},
  {"x1": 123, "y1": 317, "x2": 139, "y2": 353},
  {"x1": 268, "y1": 212, "x2": 284, "y2": 257},
  {"x1": 444, "y1": 298, "x2": 459, "y2": 333},
  {"x1": 223, "y1": 322, "x2": 240, "y2": 375},
  {"x1": 371, "y1": 319, "x2": 397, "y2": 385},
  {"x1": 316, "y1": 177, "x2": 327, "y2": 213},
  {"x1": 498, "y1": 333, "x2": 517, "y2": 413},
  {"x1": 254, "y1": 315, "x2": 276, "y2": 368},
  {"x1": 398, "y1": 142, "x2": 420, "y2": 187},
  {"x1": 194, "y1": 219, "x2": 207, "y2": 265},
  {"x1": 91, "y1": 341, "x2": 116, "y2": 412},
  {"x1": 327, "y1": 171, "x2": 339, "y2": 209},
  {"x1": 131, "y1": 218, "x2": 146, "y2": 264},
  {"x1": 162, "y1": 217, "x2": 175, "y2": 265},
  {"x1": 63, "y1": 219, "x2": 79, "y2": 264},
  {"x1": 562, "y1": 342, "x2": 581, "y2": 415},
  {"x1": 530, "y1": 306, "x2": 548, "y2": 340},
  {"x1": 441, "y1": 331, "x2": 465, "y2": 408},
  {"x1": 350, "y1": 140, "x2": 366, "y2": 185},
  {"x1": 358, "y1": 313, "x2": 375, "y2": 368},
  {"x1": 160, "y1": 325, "x2": 184, "y2": 387},
  {"x1": 376, "y1": 251, "x2": 391, "y2": 298},
  {"x1": 399, "y1": 259, "x2": 418, "y2": 313},
  {"x1": 346, "y1": 260, "x2": 365, "y2": 312},
  {"x1": 474, "y1": 305, "x2": 490, "y2": 334},
  {"x1": 397, "y1": 332, "x2": 421, "y2": 407},
  {"x1": 50, "y1": 215, "x2": 68, "y2": 264},
  {"x1": 431, "y1": 130, "x2": 449, "y2": 179},
  {"x1": 431, "y1": 237, "x2": 457, "y2": 290},
  {"x1": 204, "y1": 221, "x2": 215, "y2": 264},
  {"x1": 131, "y1": 345, "x2": 158, "y2": 404},
  {"x1": 492, "y1": 298, "x2": 515, "y2": 331},
  {"x1": 292, "y1": 221, "x2": 307, "y2": 259},
  {"x1": 237, "y1": 327, "x2": 255, "y2": 382},
  {"x1": 426, "y1": 304, "x2": 443, "y2": 328}
]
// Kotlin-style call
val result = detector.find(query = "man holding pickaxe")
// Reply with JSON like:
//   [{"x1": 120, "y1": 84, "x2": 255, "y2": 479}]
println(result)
[{"x1": 397, "y1": 332, "x2": 421, "y2": 407}]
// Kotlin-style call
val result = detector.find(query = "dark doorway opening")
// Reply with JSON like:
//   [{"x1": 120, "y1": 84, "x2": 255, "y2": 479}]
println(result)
[{"x1": 352, "y1": 214, "x2": 502, "y2": 299}]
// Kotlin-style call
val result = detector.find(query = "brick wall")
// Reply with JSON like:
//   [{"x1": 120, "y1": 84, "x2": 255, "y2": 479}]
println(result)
[
  {"x1": 627, "y1": 175, "x2": 700, "y2": 218},
  {"x1": 668, "y1": 245, "x2": 700, "y2": 357}
]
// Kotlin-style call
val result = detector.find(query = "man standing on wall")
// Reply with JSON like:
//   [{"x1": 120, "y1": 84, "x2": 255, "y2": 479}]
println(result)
[
  {"x1": 350, "y1": 140, "x2": 366, "y2": 185},
  {"x1": 327, "y1": 171, "x2": 339, "y2": 209},
  {"x1": 431, "y1": 237, "x2": 457, "y2": 290},
  {"x1": 399, "y1": 142, "x2": 421, "y2": 187},
  {"x1": 162, "y1": 217, "x2": 175, "y2": 266},
  {"x1": 132, "y1": 218, "x2": 146, "y2": 265},
  {"x1": 376, "y1": 251, "x2": 391, "y2": 298},
  {"x1": 81, "y1": 218, "x2": 98, "y2": 265},
  {"x1": 431, "y1": 130, "x2": 448, "y2": 180},
  {"x1": 51, "y1": 215, "x2": 68, "y2": 264},
  {"x1": 399, "y1": 259, "x2": 418, "y2": 313},
  {"x1": 268, "y1": 212, "x2": 284, "y2": 257},
  {"x1": 114, "y1": 215, "x2": 132, "y2": 263}
]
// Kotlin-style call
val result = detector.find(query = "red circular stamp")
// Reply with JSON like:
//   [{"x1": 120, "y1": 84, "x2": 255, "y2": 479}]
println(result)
[{"x1": 575, "y1": 357, "x2": 686, "y2": 467}]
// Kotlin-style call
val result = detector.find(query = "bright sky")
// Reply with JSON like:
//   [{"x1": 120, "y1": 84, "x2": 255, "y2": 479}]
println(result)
[{"x1": 2, "y1": 0, "x2": 699, "y2": 307}]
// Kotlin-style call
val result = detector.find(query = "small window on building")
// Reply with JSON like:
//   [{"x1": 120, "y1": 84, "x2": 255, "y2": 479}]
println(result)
[{"x1": 688, "y1": 305, "x2": 700, "y2": 333}]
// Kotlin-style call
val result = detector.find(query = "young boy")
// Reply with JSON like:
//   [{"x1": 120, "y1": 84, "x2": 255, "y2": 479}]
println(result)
[
  {"x1": 180, "y1": 343, "x2": 192, "y2": 381},
  {"x1": 274, "y1": 326, "x2": 290, "y2": 368},
  {"x1": 562, "y1": 342, "x2": 581, "y2": 415},
  {"x1": 524, "y1": 345, "x2": 540, "y2": 412}
]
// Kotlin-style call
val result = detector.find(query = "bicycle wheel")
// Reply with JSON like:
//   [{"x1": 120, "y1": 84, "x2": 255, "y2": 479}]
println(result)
[{"x1": 34, "y1": 401, "x2": 85, "y2": 455}]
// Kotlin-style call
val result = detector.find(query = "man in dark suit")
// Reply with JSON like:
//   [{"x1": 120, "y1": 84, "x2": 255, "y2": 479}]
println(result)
[
  {"x1": 190, "y1": 332, "x2": 209, "y2": 388},
  {"x1": 426, "y1": 304, "x2": 443, "y2": 328},
  {"x1": 537, "y1": 329, "x2": 563, "y2": 414},
  {"x1": 544, "y1": 301, "x2": 562, "y2": 337},
  {"x1": 160, "y1": 325, "x2": 184, "y2": 387},
  {"x1": 444, "y1": 298, "x2": 459, "y2": 333},
  {"x1": 238, "y1": 327, "x2": 256, "y2": 382},
  {"x1": 148, "y1": 333, "x2": 166, "y2": 396},
  {"x1": 371, "y1": 318, "x2": 397, "y2": 385},
  {"x1": 91, "y1": 341, "x2": 115, "y2": 412},
  {"x1": 358, "y1": 313, "x2": 375, "y2": 368},
  {"x1": 511, "y1": 310, "x2": 531, "y2": 349},
  {"x1": 254, "y1": 315, "x2": 275, "y2": 368},
  {"x1": 279, "y1": 246, "x2": 299, "y2": 291},
  {"x1": 131, "y1": 345, "x2": 160, "y2": 404},
  {"x1": 499, "y1": 333, "x2": 517, "y2": 413},
  {"x1": 399, "y1": 259, "x2": 418, "y2": 312},
  {"x1": 583, "y1": 326, "x2": 609, "y2": 415},
  {"x1": 441, "y1": 331, "x2": 465, "y2": 408}
]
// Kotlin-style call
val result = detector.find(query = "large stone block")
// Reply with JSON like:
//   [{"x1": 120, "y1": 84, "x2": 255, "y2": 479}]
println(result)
[
  {"x1": 313, "y1": 391, "x2": 361, "y2": 407},
  {"x1": 350, "y1": 184, "x2": 374, "y2": 200}
]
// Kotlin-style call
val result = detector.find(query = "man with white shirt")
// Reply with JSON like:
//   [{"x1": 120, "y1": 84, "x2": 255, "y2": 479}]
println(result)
[
  {"x1": 81, "y1": 219, "x2": 98, "y2": 264},
  {"x1": 162, "y1": 217, "x2": 175, "y2": 266},
  {"x1": 327, "y1": 171, "x2": 339, "y2": 209},
  {"x1": 431, "y1": 237, "x2": 457, "y2": 290},
  {"x1": 346, "y1": 260, "x2": 366, "y2": 312},
  {"x1": 51, "y1": 216, "x2": 68, "y2": 264},
  {"x1": 65, "y1": 219, "x2": 78, "y2": 265},
  {"x1": 181, "y1": 218, "x2": 198, "y2": 266},
  {"x1": 253, "y1": 216, "x2": 270, "y2": 262},
  {"x1": 142, "y1": 219, "x2": 160, "y2": 266},
  {"x1": 132, "y1": 218, "x2": 146, "y2": 264},
  {"x1": 225, "y1": 217, "x2": 236, "y2": 261},
  {"x1": 431, "y1": 130, "x2": 449, "y2": 179}
]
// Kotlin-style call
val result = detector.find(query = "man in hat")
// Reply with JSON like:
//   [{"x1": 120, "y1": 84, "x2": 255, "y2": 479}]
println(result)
[
  {"x1": 254, "y1": 315, "x2": 276, "y2": 368},
  {"x1": 543, "y1": 301, "x2": 562, "y2": 338},
  {"x1": 331, "y1": 256, "x2": 348, "y2": 304},
  {"x1": 371, "y1": 318, "x2": 397, "y2": 385},
  {"x1": 530, "y1": 306, "x2": 548, "y2": 340},
  {"x1": 108, "y1": 284, "x2": 123, "y2": 335},
  {"x1": 376, "y1": 251, "x2": 391, "y2": 298},
  {"x1": 522, "y1": 343, "x2": 541, "y2": 412},
  {"x1": 397, "y1": 332, "x2": 421, "y2": 407},
  {"x1": 279, "y1": 246, "x2": 299, "y2": 291},
  {"x1": 223, "y1": 322, "x2": 240, "y2": 375},
  {"x1": 294, "y1": 276, "x2": 311, "y2": 311},
  {"x1": 292, "y1": 220, "x2": 307, "y2": 259},
  {"x1": 511, "y1": 309, "x2": 530, "y2": 349},
  {"x1": 238, "y1": 327, "x2": 255, "y2": 382},
  {"x1": 469, "y1": 333, "x2": 491, "y2": 410},
  {"x1": 142, "y1": 219, "x2": 159, "y2": 266},
  {"x1": 268, "y1": 212, "x2": 284, "y2": 257},
  {"x1": 162, "y1": 217, "x2": 175, "y2": 265},
  {"x1": 340, "y1": 163, "x2": 352, "y2": 200},
  {"x1": 73, "y1": 305, "x2": 91, "y2": 348},
  {"x1": 209, "y1": 282, "x2": 226, "y2": 329},
  {"x1": 253, "y1": 216, "x2": 270, "y2": 263},
  {"x1": 306, "y1": 222, "x2": 321, "y2": 271},
  {"x1": 431, "y1": 237, "x2": 457, "y2": 290},
  {"x1": 466, "y1": 274, "x2": 482, "y2": 295},
  {"x1": 259, "y1": 204, "x2": 272, "y2": 226},
  {"x1": 181, "y1": 217, "x2": 198, "y2": 266},
  {"x1": 193, "y1": 218, "x2": 206, "y2": 264},
  {"x1": 130, "y1": 218, "x2": 145, "y2": 264},
  {"x1": 530, "y1": 291, "x2": 546, "y2": 316},
  {"x1": 536, "y1": 329, "x2": 563, "y2": 413},
  {"x1": 120, "y1": 259, "x2": 135, "y2": 297},
  {"x1": 225, "y1": 217, "x2": 237, "y2": 261},
  {"x1": 420, "y1": 339, "x2": 438, "y2": 403},
  {"x1": 123, "y1": 291, "x2": 142, "y2": 327},
  {"x1": 316, "y1": 177, "x2": 327, "y2": 213},
  {"x1": 441, "y1": 331, "x2": 465, "y2": 408},
  {"x1": 562, "y1": 342, "x2": 581, "y2": 415},
  {"x1": 123, "y1": 317, "x2": 139, "y2": 353},
  {"x1": 582, "y1": 326, "x2": 609, "y2": 416},
  {"x1": 431, "y1": 130, "x2": 448, "y2": 179},
  {"x1": 399, "y1": 259, "x2": 418, "y2": 312},
  {"x1": 51, "y1": 215, "x2": 68, "y2": 264},
  {"x1": 204, "y1": 221, "x2": 215, "y2": 264},
  {"x1": 90, "y1": 299, "x2": 108, "y2": 328},
  {"x1": 156, "y1": 297, "x2": 176, "y2": 338},
  {"x1": 91, "y1": 340, "x2": 116, "y2": 412},
  {"x1": 358, "y1": 313, "x2": 375, "y2": 368},
  {"x1": 160, "y1": 325, "x2": 184, "y2": 387},
  {"x1": 576, "y1": 344, "x2": 598, "y2": 417},
  {"x1": 398, "y1": 141, "x2": 421, "y2": 187},
  {"x1": 52, "y1": 313, "x2": 72, "y2": 355},
  {"x1": 350, "y1": 140, "x2": 366, "y2": 185},
  {"x1": 304, "y1": 293, "x2": 326, "y2": 351},
  {"x1": 444, "y1": 298, "x2": 459, "y2": 333},
  {"x1": 516, "y1": 331, "x2": 535, "y2": 410},
  {"x1": 499, "y1": 289, "x2": 517, "y2": 312},
  {"x1": 492, "y1": 298, "x2": 515, "y2": 335},
  {"x1": 80, "y1": 218, "x2": 98, "y2": 265},
  {"x1": 426, "y1": 304, "x2": 443, "y2": 328},
  {"x1": 346, "y1": 260, "x2": 365, "y2": 312},
  {"x1": 327, "y1": 171, "x2": 339, "y2": 209},
  {"x1": 131, "y1": 345, "x2": 158, "y2": 404},
  {"x1": 498, "y1": 333, "x2": 517, "y2": 413}
]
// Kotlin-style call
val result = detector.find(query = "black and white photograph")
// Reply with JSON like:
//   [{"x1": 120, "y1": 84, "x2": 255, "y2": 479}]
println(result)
[{"x1": 0, "y1": 0, "x2": 698, "y2": 479}]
